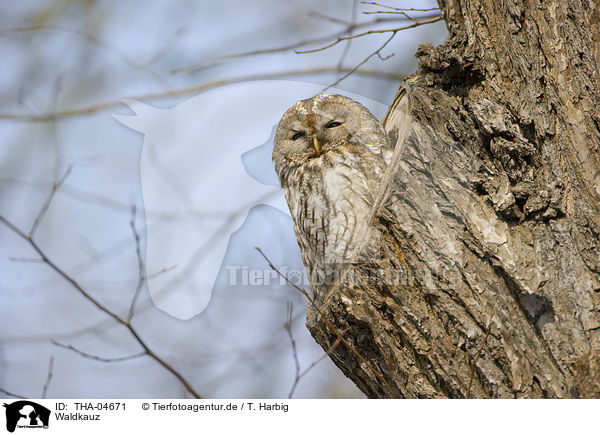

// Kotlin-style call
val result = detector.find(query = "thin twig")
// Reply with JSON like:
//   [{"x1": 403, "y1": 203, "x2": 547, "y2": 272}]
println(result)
[
  {"x1": 255, "y1": 248, "x2": 310, "y2": 299},
  {"x1": 298, "y1": 338, "x2": 341, "y2": 380},
  {"x1": 325, "y1": 30, "x2": 398, "y2": 91},
  {"x1": 9, "y1": 257, "x2": 45, "y2": 263},
  {"x1": 284, "y1": 303, "x2": 301, "y2": 398},
  {"x1": 51, "y1": 340, "x2": 146, "y2": 363},
  {"x1": 2, "y1": 215, "x2": 124, "y2": 324},
  {"x1": 145, "y1": 27, "x2": 185, "y2": 66},
  {"x1": 0, "y1": 214, "x2": 203, "y2": 399},
  {"x1": 289, "y1": 336, "x2": 343, "y2": 398},
  {"x1": 0, "y1": 68, "x2": 403, "y2": 122},
  {"x1": 360, "y1": 2, "x2": 440, "y2": 12},
  {"x1": 367, "y1": 10, "x2": 419, "y2": 23},
  {"x1": 124, "y1": 323, "x2": 203, "y2": 398},
  {"x1": 48, "y1": 74, "x2": 64, "y2": 182},
  {"x1": 255, "y1": 247, "x2": 397, "y2": 398},
  {"x1": 41, "y1": 357, "x2": 54, "y2": 398},
  {"x1": 296, "y1": 14, "x2": 443, "y2": 54},
  {"x1": 362, "y1": 10, "x2": 422, "y2": 20},
  {"x1": 0, "y1": 25, "x2": 168, "y2": 88},
  {"x1": 0, "y1": 387, "x2": 27, "y2": 399},
  {"x1": 146, "y1": 265, "x2": 177, "y2": 280},
  {"x1": 172, "y1": 16, "x2": 405, "y2": 74},
  {"x1": 0, "y1": 178, "x2": 275, "y2": 222},
  {"x1": 336, "y1": 0, "x2": 360, "y2": 73},
  {"x1": 173, "y1": 36, "x2": 334, "y2": 73},
  {"x1": 29, "y1": 165, "x2": 72, "y2": 237},
  {"x1": 128, "y1": 204, "x2": 145, "y2": 321},
  {"x1": 309, "y1": 10, "x2": 353, "y2": 26}
]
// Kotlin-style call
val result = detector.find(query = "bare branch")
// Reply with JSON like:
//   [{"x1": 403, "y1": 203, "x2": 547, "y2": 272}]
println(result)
[
  {"x1": 0, "y1": 68, "x2": 403, "y2": 122},
  {"x1": 360, "y1": 2, "x2": 440, "y2": 12},
  {"x1": 1, "y1": 215, "x2": 125, "y2": 324},
  {"x1": 145, "y1": 27, "x2": 186, "y2": 66},
  {"x1": 29, "y1": 165, "x2": 72, "y2": 238},
  {"x1": 376, "y1": 51, "x2": 394, "y2": 61},
  {"x1": 314, "y1": 13, "x2": 442, "y2": 89},
  {"x1": 41, "y1": 357, "x2": 54, "y2": 398},
  {"x1": 255, "y1": 248, "x2": 310, "y2": 298},
  {"x1": 309, "y1": 11, "x2": 353, "y2": 26},
  {"x1": 9, "y1": 257, "x2": 45, "y2": 263},
  {"x1": 288, "y1": 324, "x2": 342, "y2": 399},
  {"x1": 128, "y1": 204, "x2": 145, "y2": 321},
  {"x1": 0, "y1": 26, "x2": 168, "y2": 89},
  {"x1": 335, "y1": 0, "x2": 360, "y2": 72},
  {"x1": 123, "y1": 324, "x2": 203, "y2": 398},
  {"x1": 255, "y1": 247, "x2": 398, "y2": 397},
  {"x1": 367, "y1": 10, "x2": 419, "y2": 23},
  {"x1": 296, "y1": 14, "x2": 443, "y2": 54},
  {"x1": 171, "y1": 16, "x2": 405, "y2": 74},
  {"x1": 146, "y1": 265, "x2": 177, "y2": 280},
  {"x1": 324, "y1": 30, "x2": 397, "y2": 91},
  {"x1": 173, "y1": 37, "x2": 333, "y2": 74},
  {"x1": 0, "y1": 387, "x2": 27, "y2": 399},
  {"x1": 298, "y1": 337, "x2": 341, "y2": 380},
  {"x1": 284, "y1": 303, "x2": 301, "y2": 398},
  {"x1": 48, "y1": 74, "x2": 64, "y2": 182},
  {"x1": 51, "y1": 340, "x2": 146, "y2": 363},
  {"x1": 0, "y1": 214, "x2": 203, "y2": 399}
]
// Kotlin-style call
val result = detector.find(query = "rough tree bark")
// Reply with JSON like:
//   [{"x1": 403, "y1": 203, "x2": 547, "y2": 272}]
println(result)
[{"x1": 307, "y1": 0, "x2": 600, "y2": 398}]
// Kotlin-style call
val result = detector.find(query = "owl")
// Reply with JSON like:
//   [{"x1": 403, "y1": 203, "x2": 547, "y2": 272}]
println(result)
[{"x1": 273, "y1": 94, "x2": 393, "y2": 301}]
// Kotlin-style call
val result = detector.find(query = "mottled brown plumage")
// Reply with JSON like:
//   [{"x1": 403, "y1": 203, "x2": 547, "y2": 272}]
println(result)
[{"x1": 273, "y1": 94, "x2": 392, "y2": 300}]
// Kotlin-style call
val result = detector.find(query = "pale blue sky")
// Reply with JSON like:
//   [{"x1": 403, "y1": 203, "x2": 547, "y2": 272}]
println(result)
[{"x1": 0, "y1": 0, "x2": 447, "y2": 399}]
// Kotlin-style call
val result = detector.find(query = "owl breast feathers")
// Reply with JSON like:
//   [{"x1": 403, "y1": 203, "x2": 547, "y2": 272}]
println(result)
[{"x1": 273, "y1": 94, "x2": 393, "y2": 298}]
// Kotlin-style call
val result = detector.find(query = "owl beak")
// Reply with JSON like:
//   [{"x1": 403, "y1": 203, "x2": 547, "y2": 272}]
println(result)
[{"x1": 312, "y1": 137, "x2": 321, "y2": 156}]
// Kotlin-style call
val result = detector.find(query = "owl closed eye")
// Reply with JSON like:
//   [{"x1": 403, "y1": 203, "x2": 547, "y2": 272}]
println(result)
[
  {"x1": 273, "y1": 94, "x2": 388, "y2": 168},
  {"x1": 272, "y1": 93, "x2": 391, "y2": 300}
]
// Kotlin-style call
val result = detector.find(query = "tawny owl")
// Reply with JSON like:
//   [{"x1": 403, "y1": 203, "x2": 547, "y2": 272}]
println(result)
[{"x1": 273, "y1": 94, "x2": 393, "y2": 301}]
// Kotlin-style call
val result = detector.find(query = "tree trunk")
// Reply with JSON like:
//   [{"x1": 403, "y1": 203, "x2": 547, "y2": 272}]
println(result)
[{"x1": 306, "y1": 0, "x2": 600, "y2": 398}]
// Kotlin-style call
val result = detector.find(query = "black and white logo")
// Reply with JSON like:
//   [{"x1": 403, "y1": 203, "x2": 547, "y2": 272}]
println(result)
[{"x1": 3, "y1": 401, "x2": 50, "y2": 433}]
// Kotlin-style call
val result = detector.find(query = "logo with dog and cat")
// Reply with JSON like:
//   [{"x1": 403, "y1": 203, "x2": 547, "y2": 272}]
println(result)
[{"x1": 3, "y1": 401, "x2": 51, "y2": 433}]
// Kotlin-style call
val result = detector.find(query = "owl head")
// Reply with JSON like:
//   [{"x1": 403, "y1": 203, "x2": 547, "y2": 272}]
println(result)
[{"x1": 273, "y1": 94, "x2": 388, "y2": 183}]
